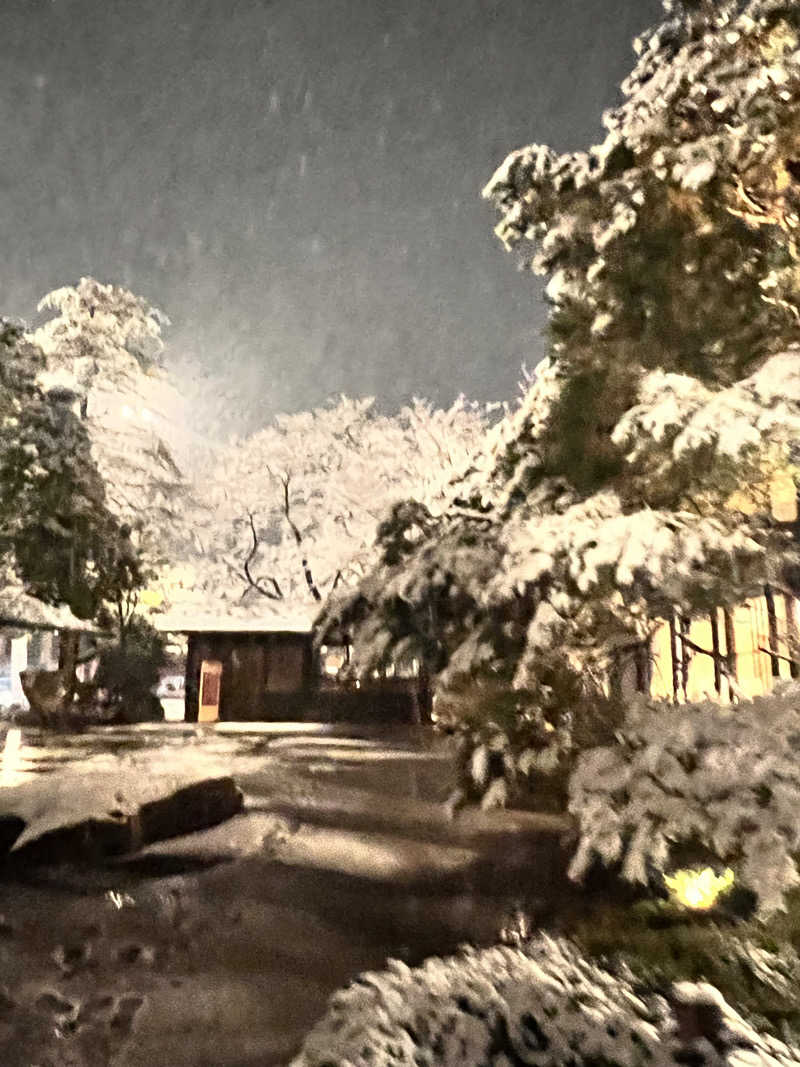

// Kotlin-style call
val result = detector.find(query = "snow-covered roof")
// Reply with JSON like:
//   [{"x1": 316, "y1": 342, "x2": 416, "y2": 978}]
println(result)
[
  {"x1": 151, "y1": 610, "x2": 314, "y2": 635},
  {"x1": 0, "y1": 589, "x2": 95, "y2": 631}
]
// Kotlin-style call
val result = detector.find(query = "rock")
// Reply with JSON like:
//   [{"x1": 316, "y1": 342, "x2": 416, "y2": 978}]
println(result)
[
  {"x1": 20, "y1": 669, "x2": 68, "y2": 723},
  {"x1": 6, "y1": 777, "x2": 243, "y2": 867},
  {"x1": 136, "y1": 777, "x2": 244, "y2": 844},
  {"x1": 10, "y1": 811, "x2": 134, "y2": 865},
  {"x1": 0, "y1": 815, "x2": 25, "y2": 857}
]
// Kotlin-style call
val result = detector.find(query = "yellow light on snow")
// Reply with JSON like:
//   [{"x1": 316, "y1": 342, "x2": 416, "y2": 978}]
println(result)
[
  {"x1": 664, "y1": 867, "x2": 735, "y2": 910},
  {"x1": 139, "y1": 588, "x2": 164, "y2": 608}
]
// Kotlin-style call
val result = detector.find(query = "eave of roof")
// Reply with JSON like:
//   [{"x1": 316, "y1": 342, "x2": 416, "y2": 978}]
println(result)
[{"x1": 150, "y1": 611, "x2": 314, "y2": 635}]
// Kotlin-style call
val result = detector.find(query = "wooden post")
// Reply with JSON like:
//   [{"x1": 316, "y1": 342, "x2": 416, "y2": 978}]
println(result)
[
  {"x1": 184, "y1": 634, "x2": 199, "y2": 723},
  {"x1": 676, "y1": 615, "x2": 690, "y2": 701},
  {"x1": 709, "y1": 612, "x2": 722, "y2": 695},
  {"x1": 57, "y1": 629, "x2": 81, "y2": 709},
  {"x1": 764, "y1": 585, "x2": 781, "y2": 678},
  {"x1": 635, "y1": 640, "x2": 651, "y2": 694},
  {"x1": 723, "y1": 608, "x2": 736, "y2": 698},
  {"x1": 784, "y1": 593, "x2": 800, "y2": 679},
  {"x1": 669, "y1": 615, "x2": 680, "y2": 703}
]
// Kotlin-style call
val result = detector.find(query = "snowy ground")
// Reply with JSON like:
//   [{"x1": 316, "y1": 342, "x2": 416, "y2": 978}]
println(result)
[{"x1": 0, "y1": 721, "x2": 572, "y2": 1066}]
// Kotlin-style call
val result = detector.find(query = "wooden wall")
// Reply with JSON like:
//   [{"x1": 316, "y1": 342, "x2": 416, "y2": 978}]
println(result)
[
  {"x1": 184, "y1": 631, "x2": 314, "y2": 722},
  {"x1": 641, "y1": 473, "x2": 800, "y2": 704},
  {"x1": 647, "y1": 591, "x2": 799, "y2": 704}
]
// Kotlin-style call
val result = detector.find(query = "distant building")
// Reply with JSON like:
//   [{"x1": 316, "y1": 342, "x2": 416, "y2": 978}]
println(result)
[
  {"x1": 152, "y1": 612, "x2": 431, "y2": 724},
  {"x1": 151, "y1": 612, "x2": 314, "y2": 722},
  {"x1": 0, "y1": 582, "x2": 96, "y2": 708}
]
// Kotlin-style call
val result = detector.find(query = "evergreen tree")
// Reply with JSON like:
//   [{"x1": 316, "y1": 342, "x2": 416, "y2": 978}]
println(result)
[
  {"x1": 0, "y1": 319, "x2": 132, "y2": 620},
  {"x1": 94, "y1": 613, "x2": 167, "y2": 723},
  {"x1": 319, "y1": 0, "x2": 800, "y2": 783},
  {"x1": 30, "y1": 278, "x2": 192, "y2": 578},
  {"x1": 0, "y1": 319, "x2": 142, "y2": 711}
]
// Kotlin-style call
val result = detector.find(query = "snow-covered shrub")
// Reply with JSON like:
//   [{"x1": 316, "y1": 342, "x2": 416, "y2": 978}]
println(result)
[
  {"x1": 433, "y1": 679, "x2": 577, "y2": 813},
  {"x1": 568, "y1": 684, "x2": 800, "y2": 916},
  {"x1": 291, "y1": 936, "x2": 800, "y2": 1066},
  {"x1": 733, "y1": 940, "x2": 800, "y2": 1019}
]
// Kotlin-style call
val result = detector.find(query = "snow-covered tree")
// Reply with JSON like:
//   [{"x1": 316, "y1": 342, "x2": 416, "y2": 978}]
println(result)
[
  {"x1": 7, "y1": 279, "x2": 195, "y2": 717},
  {"x1": 0, "y1": 320, "x2": 132, "y2": 617},
  {"x1": 156, "y1": 395, "x2": 494, "y2": 622},
  {"x1": 34, "y1": 277, "x2": 165, "y2": 390},
  {"x1": 319, "y1": 0, "x2": 800, "y2": 770},
  {"x1": 29, "y1": 278, "x2": 194, "y2": 580},
  {"x1": 0, "y1": 318, "x2": 142, "y2": 713}
]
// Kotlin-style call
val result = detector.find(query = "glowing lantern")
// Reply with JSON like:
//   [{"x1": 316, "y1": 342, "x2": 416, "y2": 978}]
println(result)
[{"x1": 663, "y1": 867, "x2": 735, "y2": 910}]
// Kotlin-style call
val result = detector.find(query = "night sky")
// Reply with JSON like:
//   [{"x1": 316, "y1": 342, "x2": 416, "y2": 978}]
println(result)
[{"x1": 6, "y1": 0, "x2": 662, "y2": 432}]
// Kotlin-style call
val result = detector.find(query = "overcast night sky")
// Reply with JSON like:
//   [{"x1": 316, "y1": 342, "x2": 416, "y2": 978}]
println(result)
[{"x1": 5, "y1": 0, "x2": 663, "y2": 432}]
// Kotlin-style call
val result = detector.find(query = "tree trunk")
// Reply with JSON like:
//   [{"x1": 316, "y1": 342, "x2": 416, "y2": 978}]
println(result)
[{"x1": 57, "y1": 629, "x2": 81, "y2": 711}]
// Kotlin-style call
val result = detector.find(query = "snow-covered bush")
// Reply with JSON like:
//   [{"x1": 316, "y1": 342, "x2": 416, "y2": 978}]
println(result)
[
  {"x1": 432, "y1": 678, "x2": 577, "y2": 814},
  {"x1": 292, "y1": 936, "x2": 800, "y2": 1066},
  {"x1": 568, "y1": 683, "x2": 800, "y2": 917}
]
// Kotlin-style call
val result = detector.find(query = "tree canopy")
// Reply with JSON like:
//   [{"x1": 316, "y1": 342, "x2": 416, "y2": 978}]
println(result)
[
  {"x1": 0, "y1": 319, "x2": 133, "y2": 623},
  {"x1": 30, "y1": 278, "x2": 193, "y2": 582},
  {"x1": 154, "y1": 394, "x2": 496, "y2": 624},
  {"x1": 318, "y1": 0, "x2": 800, "y2": 733}
]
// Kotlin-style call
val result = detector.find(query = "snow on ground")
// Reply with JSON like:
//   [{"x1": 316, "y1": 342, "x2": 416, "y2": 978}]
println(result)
[
  {"x1": 278, "y1": 825, "x2": 478, "y2": 880},
  {"x1": 0, "y1": 722, "x2": 570, "y2": 1065}
]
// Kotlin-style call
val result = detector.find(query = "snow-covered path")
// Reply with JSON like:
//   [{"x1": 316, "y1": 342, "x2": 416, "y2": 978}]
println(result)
[{"x1": 0, "y1": 722, "x2": 572, "y2": 1065}]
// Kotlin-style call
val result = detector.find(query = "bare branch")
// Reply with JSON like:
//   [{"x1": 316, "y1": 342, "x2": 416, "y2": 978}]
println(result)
[
  {"x1": 280, "y1": 474, "x2": 303, "y2": 547},
  {"x1": 242, "y1": 511, "x2": 283, "y2": 600},
  {"x1": 447, "y1": 505, "x2": 494, "y2": 523},
  {"x1": 334, "y1": 493, "x2": 382, "y2": 521},
  {"x1": 278, "y1": 474, "x2": 322, "y2": 601},
  {"x1": 302, "y1": 558, "x2": 323, "y2": 602},
  {"x1": 758, "y1": 646, "x2": 800, "y2": 668},
  {"x1": 415, "y1": 410, "x2": 457, "y2": 469},
  {"x1": 678, "y1": 633, "x2": 746, "y2": 702}
]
